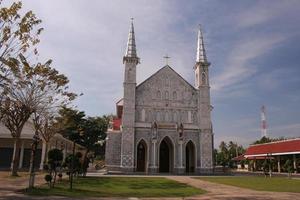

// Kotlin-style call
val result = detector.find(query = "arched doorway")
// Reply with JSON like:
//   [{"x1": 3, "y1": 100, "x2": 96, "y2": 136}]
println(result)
[
  {"x1": 137, "y1": 140, "x2": 147, "y2": 172},
  {"x1": 159, "y1": 137, "x2": 173, "y2": 173},
  {"x1": 186, "y1": 141, "x2": 195, "y2": 173}
]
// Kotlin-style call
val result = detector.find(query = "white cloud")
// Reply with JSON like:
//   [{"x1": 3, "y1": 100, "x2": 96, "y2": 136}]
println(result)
[
  {"x1": 15, "y1": 0, "x2": 194, "y2": 116},
  {"x1": 211, "y1": 35, "x2": 285, "y2": 92},
  {"x1": 236, "y1": 0, "x2": 300, "y2": 28}
]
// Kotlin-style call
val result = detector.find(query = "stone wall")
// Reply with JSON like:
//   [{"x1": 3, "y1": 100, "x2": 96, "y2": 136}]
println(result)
[{"x1": 105, "y1": 131, "x2": 122, "y2": 171}]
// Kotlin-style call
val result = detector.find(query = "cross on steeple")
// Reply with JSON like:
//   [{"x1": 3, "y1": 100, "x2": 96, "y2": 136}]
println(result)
[{"x1": 163, "y1": 54, "x2": 170, "y2": 65}]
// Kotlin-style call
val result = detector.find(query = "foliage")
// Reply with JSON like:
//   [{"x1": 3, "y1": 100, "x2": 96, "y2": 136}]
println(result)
[
  {"x1": 214, "y1": 141, "x2": 245, "y2": 169},
  {"x1": 0, "y1": 1, "x2": 76, "y2": 176},
  {"x1": 44, "y1": 174, "x2": 52, "y2": 186},
  {"x1": 26, "y1": 177, "x2": 205, "y2": 197},
  {"x1": 56, "y1": 107, "x2": 85, "y2": 142},
  {"x1": 262, "y1": 159, "x2": 269, "y2": 173},
  {"x1": 56, "y1": 107, "x2": 109, "y2": 175},
  {"x1": 0, "y1": 1, "x2": 42, "y2": 98},
  {"x1": 47, "y1": 149, "x2": 63, "y2": 188},
  {"x1": 252, "y1": 136, "x2": 286, "y2": 145},
  {"x1": 63, "y1": 154, "x2": 82, "y2": 178},
  {"x1": 283, "y1": 159, "x2": 294, "y2": 178},
  {"x1": 0, "y1": 0, "x2": 41, "y2": 176}
]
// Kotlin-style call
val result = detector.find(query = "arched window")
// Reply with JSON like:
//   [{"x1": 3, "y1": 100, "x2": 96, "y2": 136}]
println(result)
[
  {"x1": 196, "y1": 73, "x2": 199, "y2": 86},
  {"x1": 165, "y1": 91, "x2": 169, "y2": 100},
  {"x1": 157, "y1": 90, "x2": 161, "y2": 99},
  {"x1": 173, "y1": 111, "x2": 177, "y2": 122},
  {"x1": 157, "y1": 111, "x2": 161, "y2": 121},
  {"x1": 193, "y1": 112, "x2": 197, "y2": 123},
  {"x1": 147, "y1": 110, "x2": 151, "y2": 121},
  {"x1": 188, "y1": 111, "x2": 192, "y2": 123},
  {"x1": 141, "y1": 109, "x2": 145, "y2": 122},
  {"x1": 165, "y1": 111, "x2": 169, "y2": 122},
  {"x1": 173, "y1": 91, "x2": 177, "y2": 100}
]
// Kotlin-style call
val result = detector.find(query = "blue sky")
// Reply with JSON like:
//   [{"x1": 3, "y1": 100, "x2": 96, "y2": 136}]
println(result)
[{"x1": 7, "y1": 0, "x2": 300, "y2": 147}]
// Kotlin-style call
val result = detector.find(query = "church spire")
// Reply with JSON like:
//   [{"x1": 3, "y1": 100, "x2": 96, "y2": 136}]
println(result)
[
  {"x1": 125, "y1": 18, "x2": 138, "y2": 58},
  {"x1": 196, "y1": 25, "x2": 208, "y2": 63}
]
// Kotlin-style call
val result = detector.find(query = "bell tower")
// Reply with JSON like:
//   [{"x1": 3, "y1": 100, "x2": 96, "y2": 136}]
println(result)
[
  {"x1": 120, "y1": 18, "x2": 140, "y2": 172},
  {"x1": 194, "y1": 25, "x2": 213, "y2": 172},
  {"x1": 194, "y1": 25, "x2": 210, "y2": 88}
]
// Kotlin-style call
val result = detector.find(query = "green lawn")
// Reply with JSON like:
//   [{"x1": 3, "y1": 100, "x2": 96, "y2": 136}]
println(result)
[
  {"x1": 27, "y1": 177, "x2": 205, "y2": 198},
  {"x1": 199, "y1": 176, "x2": 300, "y2": 193}
]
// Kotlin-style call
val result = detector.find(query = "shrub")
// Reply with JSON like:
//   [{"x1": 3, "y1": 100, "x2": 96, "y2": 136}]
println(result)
[
  {"x1": 47, "y1": 149, "x2": 63, "y2": 188},
  {"x1": 283, "y1": 159, "x2": 294, "y2": 178},
  {"x1": 44, "y1": 174, "x2": 52, "y2": 187}
]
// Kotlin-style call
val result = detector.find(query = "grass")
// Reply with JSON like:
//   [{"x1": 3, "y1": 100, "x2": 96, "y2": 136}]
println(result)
[
  {"x1": 198, "y1": 176, "x2": 300, "y2": 193},
  {"x1": 27, "y1": 177, "x2": 205, "y2": 198}
]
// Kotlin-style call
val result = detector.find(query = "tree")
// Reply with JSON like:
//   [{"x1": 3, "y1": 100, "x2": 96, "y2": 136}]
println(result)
[
  {"x1": 252, "y1": 136, "x2": 286, "y2": 145},
  {"x1": 216, "y1": 141, "x2": 229, "y2": 169},
  {"x1": 0, "y1": 1, "x2": 42, "y2": 118},
  {"x1": 55, "y1": 107, "x2": 85, "y2": 189},
  {"x1": 55, "y1": 108, "x2": 109, "y2": 175},
  {"x1": 0, "y1": 55, "x2": 75, "y2": 176},
  {"x1": 63, "y1": 153, "x2": 82, "y2": 179},
  {"x1": 215, "y1": 141, "x2": 246, "y2": 170},
  {"x1": 283, "y1": 159, "x2": 294, "y2": 178},
  {"x1": 253, "y1": 136, "x2": 273, "y2": 145},
  {"x1": 47, "y1": 149, "x2": 63, "y2": 188},
  {"x1": 32, "y1": 110, "x2": 60, "y2": 167},
  {"x1": 80, "y1": 117, "x2": 108, "y2": 175},
  {"x1": 0, "y1": 1, "x2": 75, "y2": 176}
]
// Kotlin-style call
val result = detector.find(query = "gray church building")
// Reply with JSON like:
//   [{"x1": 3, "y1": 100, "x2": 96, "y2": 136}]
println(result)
[{"x1": 105, "y1": 20, "x2": 214, "y2": 174}]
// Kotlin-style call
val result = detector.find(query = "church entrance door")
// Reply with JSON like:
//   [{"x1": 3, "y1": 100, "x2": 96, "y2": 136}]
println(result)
[
  {"x1": 185, "y1": 141, "x2": 195, "y2": 173},
  {"x1": 159, "y1": 137, "x2": 173, "y2": 173},
  {"x1": 137, "y1": 140, "x2": 147, "y2": 172}
]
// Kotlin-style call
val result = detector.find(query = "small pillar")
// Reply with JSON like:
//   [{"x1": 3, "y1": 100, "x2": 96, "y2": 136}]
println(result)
[
  {"x1": 253, "y1": 159, "x2": 256, "y2": 171},
  {"x1": 148, "y1": 139, "x2": 158, "y2": 173},
  {"x1": 179, "y1": 140, "x2": 183, "y2": 168},
  {"x1": 277, "y1": 156, "x2": 281, "y2": 173},
  {"x1": 293, "y1": 154, "x2": 297, "y2": 174},
  {"x1": 18, "y1": 141, "x2": 25, "y2": 169},
  {"x1": 176, "y1": 140, "x2": 185, "y2": 174}
]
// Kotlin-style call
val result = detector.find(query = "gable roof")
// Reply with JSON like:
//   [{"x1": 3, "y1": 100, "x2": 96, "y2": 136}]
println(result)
[
  {"x1": 136, "y1": 65, "x2": 196, "y2": 90},
  {"x1": 244, "y1": 138, "x2": 300, "y2": 157}
]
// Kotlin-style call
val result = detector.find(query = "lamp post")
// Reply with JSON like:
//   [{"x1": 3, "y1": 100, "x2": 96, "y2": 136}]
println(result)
[{"x1": 29, "y1": 132, "x2": 40, "y2": 189}]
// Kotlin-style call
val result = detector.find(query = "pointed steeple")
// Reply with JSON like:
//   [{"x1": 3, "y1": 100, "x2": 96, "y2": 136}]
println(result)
[
  {"x1": 125, "y1": 18, "x2": 138, "y2": 58},
  {"x1": 196, "y1": 25, "x2": 208, "y2": 63}
]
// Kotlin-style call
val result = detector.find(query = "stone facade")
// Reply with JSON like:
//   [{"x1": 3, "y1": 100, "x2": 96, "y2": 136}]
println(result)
[{"x1": 105, "y1": 22, "x2": 214, "y2": 174}]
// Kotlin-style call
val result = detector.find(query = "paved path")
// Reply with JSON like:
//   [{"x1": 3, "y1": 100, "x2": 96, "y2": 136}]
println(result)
[{"x1": 167, "y1": 176, "x2": 300, "y2": 200}]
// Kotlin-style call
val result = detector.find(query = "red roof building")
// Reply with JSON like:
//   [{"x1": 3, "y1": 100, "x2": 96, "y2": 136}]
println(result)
[
  {"x1": 245, "y1": 138, "x2": 300, "y2": 157},
  {"x1": 241, "y1": 138, "x2": 300, "y2": 173},
  {"x1": 108, "y1": 98, "x2": 123, "y2": 131}
]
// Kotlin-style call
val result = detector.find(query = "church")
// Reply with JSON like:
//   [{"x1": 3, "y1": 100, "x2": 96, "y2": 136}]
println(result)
[{"x1": 105, "y1": 20, "x2": 214, "y2": 174}]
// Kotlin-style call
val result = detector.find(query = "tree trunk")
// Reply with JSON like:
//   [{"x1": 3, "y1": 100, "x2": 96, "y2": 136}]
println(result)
[
  {"x1": 82, "y1": 149, "x2": 89, "y2": 176},
  {"x1": 44, "y1": 142, "x2": 49, "y2": 166},
  {"x1": 70, "y1": 141, "x2": 75, "y2": 190},
  {"x1": 11, "y1": 137, "x2": 21, "y2": 176},
  {"x1": 52, "y1": 171, "x2": 57, "y2": 188}
]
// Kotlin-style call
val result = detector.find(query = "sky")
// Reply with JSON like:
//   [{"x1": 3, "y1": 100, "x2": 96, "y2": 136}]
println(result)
[{"x1": 4, "y1": 0, "x2": 300, "y2": 147}]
